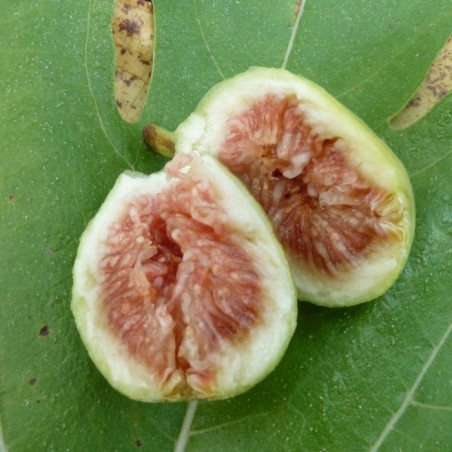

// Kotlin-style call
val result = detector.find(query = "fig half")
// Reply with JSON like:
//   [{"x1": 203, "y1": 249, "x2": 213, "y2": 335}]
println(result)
[
  {"x1": 173, "y1": 67, "x2": 415, "y2": 307},
  {"x1": 72, "y1": 153, "x2": 296, "y2": 401}
]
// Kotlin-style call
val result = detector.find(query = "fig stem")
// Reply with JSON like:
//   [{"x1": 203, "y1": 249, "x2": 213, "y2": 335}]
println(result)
[
  {"x1": 174, "y1": 400, "x2": 198, "y2": 452},
  {"x1": 143, "y1": 123, "x2": 176, "y2": 158}
]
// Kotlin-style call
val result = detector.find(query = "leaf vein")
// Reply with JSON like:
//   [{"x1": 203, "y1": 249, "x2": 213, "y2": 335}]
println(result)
[
  {"x1": 281, "y1": 0, "x2": 308, "y2": 69},
  {"x1": 190, "y1": 408, "x2": 279, "y2": 436},
  {"x1": 84, "y1": 0, "x2": 133, "y2": 170},
  {"x1": 0, "y1": 415, "x2": 7, "y2": 452},
  {"x1": 193, "y1": 0, "x2": 225, "y2": 80},
  {"x1": 409, "y1": 149, "x2": 452, "y2": 179},
  {"x1": 369, "y1": 322, "x2": 452, "y2": 451},
  {"x1": 174, "y1": 401, "x2": 199, "y2": 452},
  {"x1": 411, "y1": 400, "x2": 452, "y2": 412}
]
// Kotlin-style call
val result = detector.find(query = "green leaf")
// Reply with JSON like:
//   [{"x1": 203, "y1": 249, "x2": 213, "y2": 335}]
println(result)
[{"x1": 1, "y1": 0, "x2": 451, "y2": 450}]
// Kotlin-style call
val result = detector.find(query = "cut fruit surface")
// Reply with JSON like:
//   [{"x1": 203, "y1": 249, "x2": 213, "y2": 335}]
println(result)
[
  {"x1": 175, "y1": 67, "x2": 415, "y2": 307},
  {"x1": 72, "y1": 153, "x2": 296, "y2": 401}
]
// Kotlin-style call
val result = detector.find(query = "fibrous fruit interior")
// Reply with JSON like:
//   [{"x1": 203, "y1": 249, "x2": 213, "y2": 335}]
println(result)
[
  {"x1": 221, "y1": 94, "x2": 404, "y2": 275},
  {"x1": 102, "y1": 156, "x2": 261, "y2": 396},
  {"x1": 72, "y1": 153, "x2": 296, "y2": 401},
  {"x1": 175, "y1": 67, "x2": 415, "y2": 307}
]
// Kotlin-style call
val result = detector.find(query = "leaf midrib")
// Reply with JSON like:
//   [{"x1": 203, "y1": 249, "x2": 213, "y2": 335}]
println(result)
[{"x1": 369, "y1": 322, "x2": 452, "y2": 451}]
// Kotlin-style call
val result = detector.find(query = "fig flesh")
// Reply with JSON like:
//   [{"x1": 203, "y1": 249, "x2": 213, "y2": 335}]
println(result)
[
  {"x1": 174, "y1": 67, "x2": 415, "y2": 307},
  {"x1": 72, "y1": 153, "x2": 296, "y2": 401}
]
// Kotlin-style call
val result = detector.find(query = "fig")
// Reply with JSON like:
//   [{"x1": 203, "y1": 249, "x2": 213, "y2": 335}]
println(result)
[
  {"x1": 72, "y1": 153, "x2": 296, "y2": 401},
  {"x1": 171, "y1": 67, "x2": 415, "y2": 307}
]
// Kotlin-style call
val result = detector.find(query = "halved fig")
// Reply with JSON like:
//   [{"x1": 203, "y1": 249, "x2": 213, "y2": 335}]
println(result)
[
  {"x1": 174, "y1": 67, "x2": 415, "y2": 307},
  {"x1": 72, "y1": 153, "x2": 296, "y2": 401}
]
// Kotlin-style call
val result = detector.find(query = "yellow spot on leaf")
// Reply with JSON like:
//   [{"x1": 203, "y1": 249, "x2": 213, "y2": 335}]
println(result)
[
  {"x1": 112, "y1": 0, "x2": 154, "y2": 123},
  {"x1": 391, "y1": 36, "x2": 452, "y2": 129}
]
